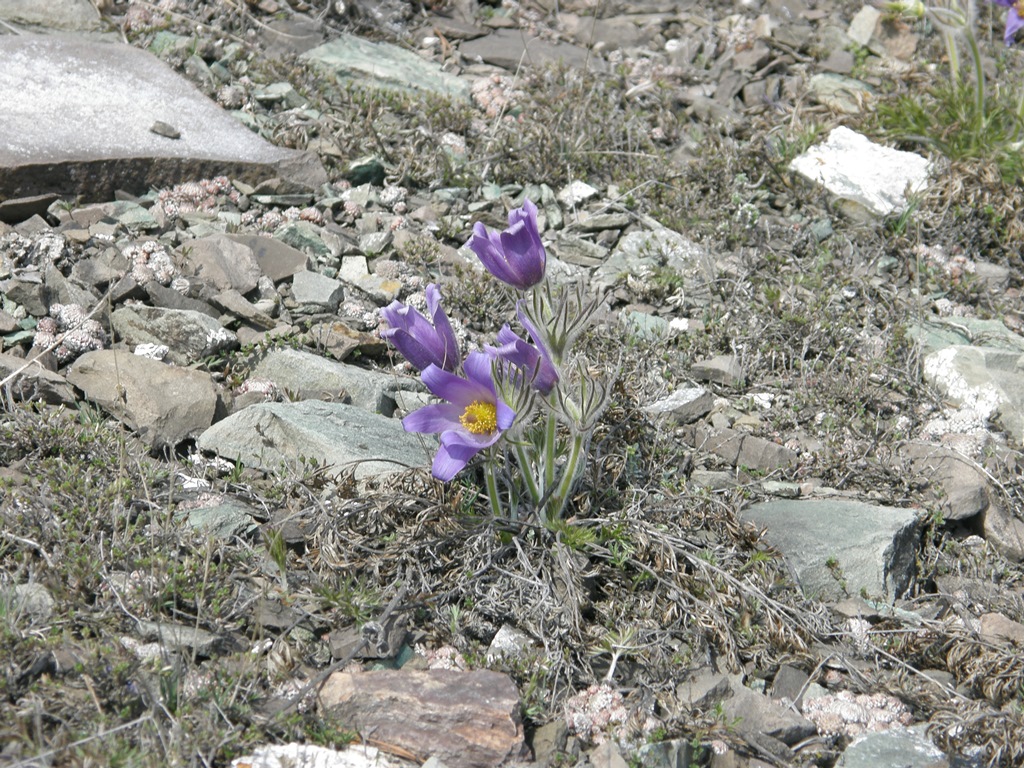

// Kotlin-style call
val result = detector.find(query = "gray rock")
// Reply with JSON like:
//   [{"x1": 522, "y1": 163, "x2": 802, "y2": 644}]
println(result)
[
  {"x1": 0, "y1": 35, "x2": 326, "y2": 202},
  {"x1": 11, "y1": 583, "x2": 55, "y2": 623},
  {"x1": 274, "y1": 221, "x2": 335, "y2": 259},
  {"x1": 176, "y1": 497, "x2": 259, "y2": 540},
  {"x1": 691, "y1": 355, "x2": 745, "y2": 387},
  {"x1": 0, "y1": 352, "x2": 76, "y2": 405},
  {"x1": 67, "y1": 349, "x2": 219, "y2": 448},
  {"x1": 226, "y1": 233, "x2": 310, "y2": 284},
  {"x1": 912, "y1": 317, "x2": 1024, "y2": 357},
  {"x1": 807, "y1": 73, "x2": 875, "y2": 115},
  {"x1": 550, "y1": 233, "x2": 608, "y2": 267},
  {"x1": 290, "y1": 270, "x2": 345, "y2": 313},
  {"x1": 588, "y1": 742, "x2": 629, "y2": 768},
  {"x1": 645, "y1": 386, "x2": 715, "y2": 424},
  {"x1": 790, "y1": 126, "x2": 930, "y2": 217},
  {"x1": 726, "y1": 680, "x2": 817, "y2": 746},
  {"x1": 460, "y1": 28, "x2": 598, "y2": 72},
  {"x1": 592, "y1": 225, "x2": 710, "y2": 295},
  {"x1": 210, "y1": 289, "x2": 277, "y2": 330},
  {"x1": 739, "y1": 499, "x2": 920, "y2": 601},
  {"x1": 838, "y1": 725, "x2": 947, "y2": 768},
  {"x1": 306, "y1": 320, "x2": 387, "y2": 362},
  {"x1": 251, "y1": 348, "x2": 413, "y2": 414},
  {"x1": 682, "y1": 425, "x2": 798, "y2": 473},
  {"x1": 922, "y1": 345, "x2": 1024, "y2": 444},
  {"x1": 301, "y1": 34, "x2": 470, "y2": 101},
  {"x1": 0, "y1": 0, "x2": 100, "y2": 31},
  {"x1": 622, "y1": 310, "x2": 669, "y2": 340},
  {"x1": 899, "y1": 442, "x2": 989, "y2": 522},
  {"x1": 196, "y1": 400, "x2": 431, "y2": 480},
  {"x1": 179, "y1": 235, "x2": 263, "y2": 295},
  {"x1": 136, "y1": 619, "x2": 227, "y2": 657},
  {"x1": 110, "y1": 306, "x2": 237, "y2": 365},
  {"x1": 982, "y1": 500, "x2": 1024, "y2": 562},
  {"x1": 318, "y1": 669, "x2": 526, "y2": 768},
  {"x1": 634, "y1": 739, "x2": 695, "y2": 768}
]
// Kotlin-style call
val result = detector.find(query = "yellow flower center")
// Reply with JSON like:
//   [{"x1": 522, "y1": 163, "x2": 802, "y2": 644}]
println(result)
[{"x1": 459, "y1": 400, "x2": 498, "y2": 435}]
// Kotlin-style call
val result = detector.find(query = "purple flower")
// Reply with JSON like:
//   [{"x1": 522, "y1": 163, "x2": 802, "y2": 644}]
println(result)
[
  {"x1": 403, "y1": 351, "x2": 516, "y2": 481},
  {"x1": 990, "y1": 0, "x2": 1024, "y2": 44},
  {"x1": 468, "y1": 199, "x2": 546, "y2": 289},
  {"x1": 380, "y1": 283, "x2": 460, "y2": 372},
  {"x1": 486, "y1": 318, "x2": 559, "y2": 396}
]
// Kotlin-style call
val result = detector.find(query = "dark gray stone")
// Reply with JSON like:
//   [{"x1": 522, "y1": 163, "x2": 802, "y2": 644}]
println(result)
[
  {"x1": 740, "y1": 499, "x2": 921, "y2": 601},
  {"x1": 0, "y1": 35, "x2": 326, "y2": 202},
  {"x1": 196, "y1": 400, "x2": 431, "y2": 481}
]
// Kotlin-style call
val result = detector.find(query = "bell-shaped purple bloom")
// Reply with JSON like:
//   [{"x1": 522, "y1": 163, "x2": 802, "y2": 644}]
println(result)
[
  {"x1": 403, "y1": 351, "x2": 516, "y2": 481},
  {"x1": 380, "y1": 283, "x2": 460, "y2": 372},
  {"x1": 468, "y1": 199, "x2": 546, "y2": 289},
  {"x1": 486, "y1": 321, "x2": 559, "y2": 395},
  {"x1": 991, "y1": 0, "x2": 1024, "y2": 44}
]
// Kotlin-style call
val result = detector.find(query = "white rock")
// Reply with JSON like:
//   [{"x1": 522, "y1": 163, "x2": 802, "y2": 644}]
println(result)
[
  {"x1": 231, "y1": 744, "x2": 395, "y2": 768},
  {"x1": 789, "y1": 127, "x2": 930, "y2": 217}
]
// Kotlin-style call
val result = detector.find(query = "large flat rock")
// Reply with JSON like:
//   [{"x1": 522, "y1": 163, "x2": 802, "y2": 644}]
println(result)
[{"x1": 0, "y1": 35, "x2": 326, "y2": 202}]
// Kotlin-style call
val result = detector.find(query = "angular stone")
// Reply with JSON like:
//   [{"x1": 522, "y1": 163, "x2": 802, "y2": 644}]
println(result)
[
  {"x1": 307, "y1": 320, "x2": 387, "y2": 362},
  {"x1": 922, "y1": 345, "x2": 1024, "y2": 445},
  {"x1": 67, "y1": 349, "x2": 219, "y2": 449},
  {"x1": 592, "y1": 225, "x2": 710, "y2": 295},
  {"x1": 0, "y1": 0, "x2": 101, "y2": 31},
  {"x1": 682, "y1": 425, "x2": 797, "y2": 473},
  {"x1": 646, "y1": 387, "x2": 715, "y2": 424},
  {"x1": 301, "y1": 34, "x2": 470, "y2": 101},
  {"x1": 725, "y1": 682, "x2": 817, "y2": 746},
  {"x1": 196, "y1": 400, "x2": 430, "y2": 481},
  {"x1": 251, "y1": 348, "x2": 413, "y2": 414},
  {"x1": 691, "y1": 355, "x2": 745, "y2": 387},
  {"x1": 980, "y1": 612, "x2": 1024, "y2": 645},
  {"x1": 0, "y1": 352, "x2": 76, "y2": 405},
  {"x1": 460, "y1": 28, "x2": 597, "y2": 71},
  {"x1": 839, "y1": 725, "x2": 948, "y2": 768},
  {"x1": 0, "y1": 35, "x2": 326, "y2": 202},
  {"x1": 291, "y1": 270, "x2": 344, "y2": 312},
  {"x1": 318, "y1": 669, "x2": 525, "y2": 768},
  {"x1": 899, "y1": 442, "x2": 989, "y2": 521},
  {"x1": 227, "y1": 233, "x2": 310, "y2": 283},
  {"x1": 210, "y1": 289, "x2": 277, "y2": 330},
  {"x1": 110, "y1": 306, "x2": 237, "y2": 366},
  {"x1": 136, "y1": 620, "x2": 227, "y2": 657},
  {"x1": 982, "y1": 501, "x2": 1024, "y2": 561},
  {"x1": 789, "y1": 127, "x2": 930, "y2": 217},
  {"x1": 739, "y1": 500, "x2": 920, "y2": 600},
  {"x1": 179, "y1": 235, "x2": 263, "y2": 295}
]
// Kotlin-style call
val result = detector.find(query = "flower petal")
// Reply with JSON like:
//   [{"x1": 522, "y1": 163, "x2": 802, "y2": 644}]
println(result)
[
  {"x1": 421, "y1": 363, "x2": 491, "y2": 405},
  {"x1": 431, "y1": 441, "x2": 474, "y2": 481},
  {"x1": 402, "y1": 402, "x2": 463, "y2": 434},
  {"x1": 425, "y1": 283, "x2": 460, "y2": 371},
  {"x1": 463, "y1": 350, "x2": 499, "y2": 395}
]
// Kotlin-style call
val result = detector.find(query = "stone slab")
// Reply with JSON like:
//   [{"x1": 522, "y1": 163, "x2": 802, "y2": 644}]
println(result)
[
  {"x1": 0, "y1": 35, "x2": 326, "y2": 202},
  {"x1": 0, "y1": 0, "x2": 101, "y2": 31},
  {"x1": 740, "y1": 499, "x2": 920, "y2": 601}
]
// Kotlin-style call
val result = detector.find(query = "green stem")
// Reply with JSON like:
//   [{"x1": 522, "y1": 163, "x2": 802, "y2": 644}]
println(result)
[
  {"x1": 543, "y1": 410, "x2": 558, "y2": 492},
  {"x1": 484, "y1": 459, "x2": 503, "y2": 520},
  {"x1": 964, "y1": 28, "x2": 985, "y2": 124},
  {"x1": 514, "y1": 440, "x2": 542, "y2": 507},
  {"x1": 544, "y1": 432, "x2": 586, "y2": 526}
]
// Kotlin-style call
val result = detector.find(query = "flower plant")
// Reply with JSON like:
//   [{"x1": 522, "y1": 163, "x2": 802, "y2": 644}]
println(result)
[{"x1": 380, "y1": 199, "x2": 612, "y2": 526}]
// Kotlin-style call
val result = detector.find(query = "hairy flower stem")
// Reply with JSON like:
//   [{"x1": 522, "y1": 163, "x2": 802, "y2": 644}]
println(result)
[
  {"x1": 484, "y1": 459, "x2": 503, "y2": 520},
  {"x1": 542, "y1": 410, "x2": 558, "y2": 491},
  {"x1": 543, "y1": 431, "x2": 586, "y2": 526}
]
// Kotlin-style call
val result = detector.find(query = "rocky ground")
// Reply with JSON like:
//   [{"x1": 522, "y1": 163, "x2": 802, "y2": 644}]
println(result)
[{"x1": 2, "y1": 0, "x2": 1024, "y2": 767}]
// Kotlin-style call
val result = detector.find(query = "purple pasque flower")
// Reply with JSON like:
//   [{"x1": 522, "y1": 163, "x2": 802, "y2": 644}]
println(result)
[
  {"x1": 468, "y1": 198, "x2": 546, "y2": 289},
  {"x1": 403, "y1": 350, "x2": 516, "y2": 481},
  {"x1": 380, "y1": 283, "x2": 460, "y2": 372},
  {"x1": 991, "y1": 0, "x2": 1024, "y2": 45},
  {"x1": 486, "y1": 319, "x2": 559, "y2": 396}
]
